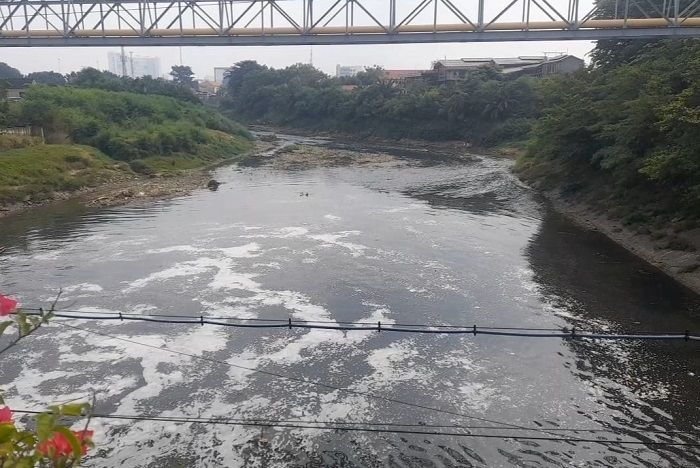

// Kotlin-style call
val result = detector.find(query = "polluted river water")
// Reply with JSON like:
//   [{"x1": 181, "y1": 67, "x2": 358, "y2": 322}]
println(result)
[{"x1": 0, "y1": 134, "x2": 698, "y2": 466}]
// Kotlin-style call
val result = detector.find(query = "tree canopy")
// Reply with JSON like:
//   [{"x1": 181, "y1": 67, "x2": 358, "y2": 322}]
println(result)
[
  {"x1": 170, "y1": 65, "x2": 196, "y2": 88},
  {"x1": 519, "y1": 38, "x2": 700, "y2": 225},
  {"x1": 220, "y1": 60, "x2": 539, "y2": 144},
  {"x1": 0, "y1": 62, "x2": 22, "y2": 79},
  {"x1": 27, "y1": 71, "x2": 67, "y2": 85}
]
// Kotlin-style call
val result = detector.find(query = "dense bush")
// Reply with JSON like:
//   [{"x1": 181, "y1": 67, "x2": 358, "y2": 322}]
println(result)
[
  {"x1": 68, "y1": 68, "x2": 200, "y2": 103},
  {"x1": 18, "y1": 85, "x2": 251, "y2": 162},
  {"x1": 519, "y1": 38, "x2": 700, "y2": 222}
]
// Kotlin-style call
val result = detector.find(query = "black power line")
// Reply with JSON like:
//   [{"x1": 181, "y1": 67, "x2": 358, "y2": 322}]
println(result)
[
  {"x1": 10, "y1": 410, "x2": 700, "y2": 448},
  {"x1": 12, "y1": 410, "x2": 700, "y2": 437},
  {"x1": 17, "y1": 310, "x2": 699, "y2": 340}
]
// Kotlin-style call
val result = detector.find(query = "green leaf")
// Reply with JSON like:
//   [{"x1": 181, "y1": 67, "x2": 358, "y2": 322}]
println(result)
[
  {"x1": 52, "y1": 426, "x2": 82, "y2": 460},
  {"x1": 0, "y1": 321, "x2": 12, "y2": 338},
  {"x1": 15, "y1": 313, "x2": 30, "y2": 337},
  {"x1": 35, "y1": 413, "x2": 54, "y2": 441},
  {"x1": 59, "y1": 403, "x2": 90, "y2": 417},
  {"x1": 0, "y1": 423, "x2": 17, "y2": 443}
]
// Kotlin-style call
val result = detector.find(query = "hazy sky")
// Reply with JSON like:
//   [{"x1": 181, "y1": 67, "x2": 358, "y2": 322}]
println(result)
[
  {"x1": 0, "y1": 0, "x2": 598, "y2": 78},
  {"x1": 2, "y1": 40, "x2": 594, "y2": 79}
]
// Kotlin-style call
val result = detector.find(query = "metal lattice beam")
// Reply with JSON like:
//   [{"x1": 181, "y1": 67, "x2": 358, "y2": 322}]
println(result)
[{"x1": 0, "y1": 0, "x2": 699, "y2": 46}]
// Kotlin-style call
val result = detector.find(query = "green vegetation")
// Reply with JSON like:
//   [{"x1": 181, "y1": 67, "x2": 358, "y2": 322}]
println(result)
[
  {"x1": 0, "y1": 75, "x2": 253, "y2": 206},
  {"x1": 0, "y1": 134, "x2": 42, "y2": 151},
  {"x1": 13, "y1": 85, "x2": 252, "y2": 176},
  {"x1": 518, "y1": 38, "x2": 700, "y2": 228},
  {"x1": 67, "y1": 68, "x2": 200, "y2": 103},
  {"x1": 220, "y1": 61, "x2": 538, "y2": 144},
  {"x1": 0, "y1": 144, "x2": 127, "y2": 204}
]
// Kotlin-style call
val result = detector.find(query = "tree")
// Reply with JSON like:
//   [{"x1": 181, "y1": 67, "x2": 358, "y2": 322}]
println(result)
[
  {"x1": 68, "y1": 68, "x2": 199, "y2": 103},
  {"x1": 590, "y1": 0, "x2": 696, "y2": 69},
  {"x1": 0, "y1": 62, "x2": 22, "y2": 79},
  {"x1": 170, "y1": 65, "x2": 196, "y2": 88},
  {"x1": 27, "y1": 71, "x2": 66, "y2": 85},
  {"x1": 349, "y1": 66, "x2": 385, "y2": 86},
  {"x1": 224, "y1": 60, "x2": 267, "y2": 96}
]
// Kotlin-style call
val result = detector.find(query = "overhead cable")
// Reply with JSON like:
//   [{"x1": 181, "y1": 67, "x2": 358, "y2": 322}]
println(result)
[
  {"x1": 17, "y1": 310, "x2": 698, "y2": 341},
  {"x1": 10, "y1": 410, "x2": 700, "y2": 448}
]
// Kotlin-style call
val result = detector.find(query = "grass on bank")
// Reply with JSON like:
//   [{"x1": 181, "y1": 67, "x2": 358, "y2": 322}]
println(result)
[
  {"x1": 0, "y1": 144, "x2": 130, "y2": 205},
  {"x1": 131, "y1": 129, "x2": 254, "y2": 176},
  {"x1": 0, "y1": 86, "x2": 256, "y2": 205}
]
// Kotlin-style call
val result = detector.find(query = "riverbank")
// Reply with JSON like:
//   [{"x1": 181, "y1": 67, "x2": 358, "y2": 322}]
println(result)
[
  {"x1": 0, "y1": 138, "x2": 275, "y2": 219},
  {"x1": 250, "y1": 125, "x2": 522, "y2": 161}
]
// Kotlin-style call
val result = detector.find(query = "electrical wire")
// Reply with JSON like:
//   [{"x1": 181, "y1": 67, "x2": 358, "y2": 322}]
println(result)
[
  {"x1": 11, "y1": 410, "x2": 700, "y2": 437},
  {"x1": 17, "y1": 310, "x2": 699, "y2": 341},
  {"x1": 10, "y1": 410, "x2": 700, "y2": 448},
  {"x1": 21, "y1": 307, "x2": 567, "y2": 330}
]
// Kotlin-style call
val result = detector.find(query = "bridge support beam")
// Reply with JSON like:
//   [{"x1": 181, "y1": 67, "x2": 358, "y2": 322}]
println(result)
[{"x1": 2, "y1": 27, "x2": 700, "y2": 47}]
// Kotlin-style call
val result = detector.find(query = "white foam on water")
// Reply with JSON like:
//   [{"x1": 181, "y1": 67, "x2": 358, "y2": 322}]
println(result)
[
  {"x1": 218, "y1": 242, "x2": 262, "y2": 258},
  {"x1": 241, "y1": 227, "x2": 309, "y2": 239},
  {"x1": 63, "y1": 283, "x2": 104, "y2": 293},
  {"x1": 84, "y1": 326, "x2": 230, "y2": 414},
  {"x1": 309, "y1": 231, "x2": 368, "y2": 257},
  {"x1": 32, "y1": 250, "x2": 63, "y2": 261},
  {"x1": 146, "y1": 245, "x2": 202, "y2": 254},
  {"x1": 208, "y1": 260, "x2": 261, "y2": 291},
  {"x1": 458, "y1": 382, "x2": 498, "y2": 412},
  {"x1": 357, "y1": 340, "x2": 425, "y2": 391},
  {"x1": 122, "y1": 261, "x2": 212, "y2": 292},
  {"x1": 324, "y1": 214, "x2": 341, "y2": 221}
]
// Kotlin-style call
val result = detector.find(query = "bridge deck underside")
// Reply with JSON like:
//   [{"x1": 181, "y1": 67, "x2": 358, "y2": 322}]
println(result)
[{"x1": 1, "y1": 0, "x2": 700, "y2": 45}]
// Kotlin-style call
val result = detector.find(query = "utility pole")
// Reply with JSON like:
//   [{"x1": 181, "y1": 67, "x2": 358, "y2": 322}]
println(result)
[
  {"x1": 129, "y1": 51, "x2": 134, "y2": 77},
  {"x1": 120, "y1": 46, "x2": 127, "y2": 77}
]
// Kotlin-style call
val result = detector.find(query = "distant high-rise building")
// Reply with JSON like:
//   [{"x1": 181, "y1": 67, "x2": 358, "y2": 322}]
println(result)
[
  {"x1": 213, "y1": 67, "x2": 229, "y2": 85},
  {"x1": 335, "y1": 65, "x2": 365, "y2": 78},
  {"x1": 107, "y1": 51, "x2": 161, "y2": 78}
]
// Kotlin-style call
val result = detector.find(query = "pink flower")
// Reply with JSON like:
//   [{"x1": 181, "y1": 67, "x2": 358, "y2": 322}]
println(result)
[
  {"x1": 37, "y1": 429, "x2": 94, "y2": 457},
  {"x1": 0, "y1": 295, "x2": 18, "y2": 316},
  {"x1": 37, "y1": 432, "x2": 73, "y2": 458},
  {"x1": 0, "y1": 406, "x2": 13, "y2": 424}
]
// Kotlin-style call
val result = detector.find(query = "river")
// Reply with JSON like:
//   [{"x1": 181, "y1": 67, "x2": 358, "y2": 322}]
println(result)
[{"x1": 0, "y1": 134, "x2": 698, "y2": 467}]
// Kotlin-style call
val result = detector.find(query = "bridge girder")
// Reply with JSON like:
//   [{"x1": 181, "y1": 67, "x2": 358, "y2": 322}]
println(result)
[{"x1": 0, "y1": 0, "x2": 698, "y2": 46}]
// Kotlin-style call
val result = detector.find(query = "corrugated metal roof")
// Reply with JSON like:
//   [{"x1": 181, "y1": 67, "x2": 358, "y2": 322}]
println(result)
[{"x1": 434, "y1": 55, "x2": 581, "y2": 70}]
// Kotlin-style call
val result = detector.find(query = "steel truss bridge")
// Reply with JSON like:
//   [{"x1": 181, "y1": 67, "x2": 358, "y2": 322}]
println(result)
[{"x1": 1, "y1": 0, "x2": 700, "y2": 46}]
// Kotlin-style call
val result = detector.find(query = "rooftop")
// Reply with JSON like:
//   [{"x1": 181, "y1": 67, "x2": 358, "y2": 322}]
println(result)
[{"x1": 434, "y1": 55, "x2": 581, "y2": 69}]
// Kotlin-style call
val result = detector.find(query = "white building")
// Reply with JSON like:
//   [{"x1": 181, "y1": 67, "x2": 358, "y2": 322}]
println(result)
[
  {"x1": 335, "y1": 65, "x2": 365, "y2": 78},
  {"x1": 214, "y1": 67, "x2": 229, "y2": 84},
  {"x1": 107, "y1": 51, "x2": 161, "y2": 78}
]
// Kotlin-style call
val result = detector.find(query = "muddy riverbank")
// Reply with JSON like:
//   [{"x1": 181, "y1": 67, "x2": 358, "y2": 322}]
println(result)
[{"x1": 0, "y1": 139, "x2": 279, "y2": 219}]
